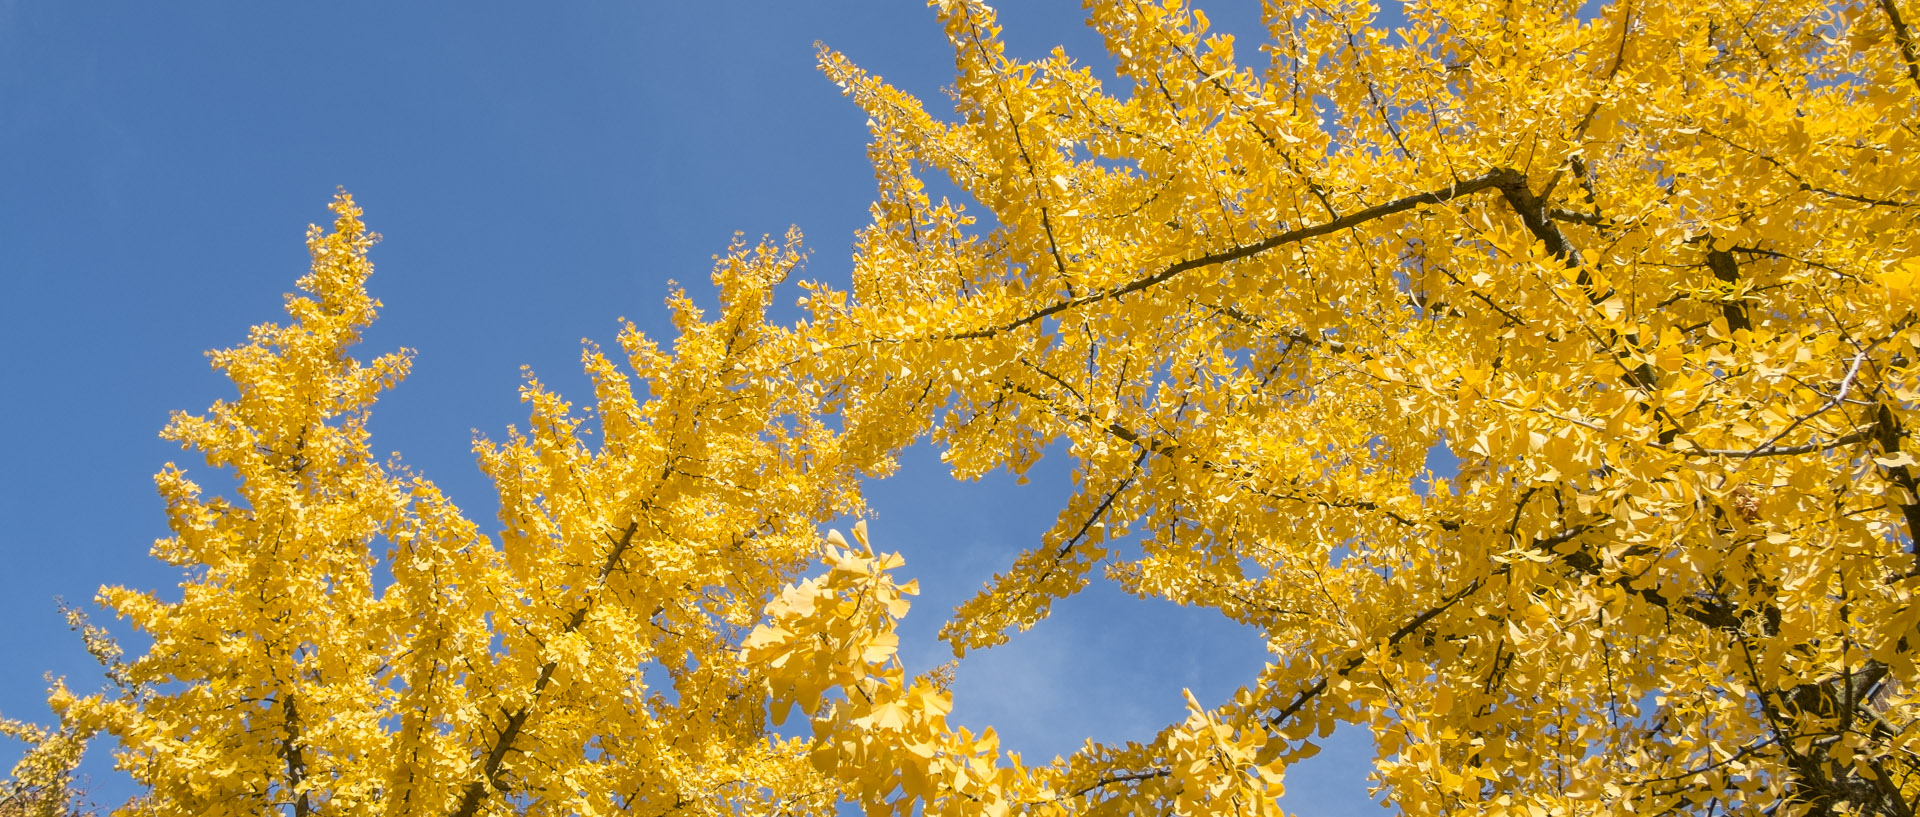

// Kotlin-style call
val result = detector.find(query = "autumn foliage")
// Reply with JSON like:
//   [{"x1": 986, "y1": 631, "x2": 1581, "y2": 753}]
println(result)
[{"x1": 7, "y1": 0, "x2": 1920, "y2": 815}]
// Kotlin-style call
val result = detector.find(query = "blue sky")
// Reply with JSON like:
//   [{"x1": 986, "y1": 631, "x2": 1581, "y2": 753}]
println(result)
[{"x1": 0, "y1": 2, "x2": 1378, "y2": 811}]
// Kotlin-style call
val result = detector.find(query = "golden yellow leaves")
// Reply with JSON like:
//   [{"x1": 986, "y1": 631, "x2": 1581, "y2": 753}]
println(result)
[
  {"x1": 8, "y1": 0, "x2": 1917, "y2": 815},
  {"x1": 0, "y1": 713, "x2": 91, "y2": 817},
  {"x1": 777, "y1": 0, "x2": 1920, "y2": 815},
  {"x1": 1161, "y1": 692, "x2": 1288, "y2": 817},
  {"x1": 33, "y1": 196, "x2": 883, "y2": 817}
]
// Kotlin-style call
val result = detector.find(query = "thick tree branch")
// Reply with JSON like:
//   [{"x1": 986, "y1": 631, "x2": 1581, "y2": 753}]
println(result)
[
  {"x1": 1548, "y1": 208, "x2": 1610, "y2": 227},
  {"x1": 1879, "y1": 0, "x2": 1920, "y2": 91},
  {"x1": 282, "y1": 693, "x2": 312, "y2": 817},
  {"x1": 1495, "y1": 171, "x2": 1585, "y2": 270},
  {"x1": 1869, "y1": 402, "x2": 1920, "y2": 553},
  {"x1": 1705, "y1": 249, "x2": 1753, "y2": 334}
]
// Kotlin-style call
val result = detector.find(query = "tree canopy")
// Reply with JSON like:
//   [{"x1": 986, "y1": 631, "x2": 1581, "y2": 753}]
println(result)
[{"x1": 7, "y1": 0, "x2": 1920, "y2": 815}]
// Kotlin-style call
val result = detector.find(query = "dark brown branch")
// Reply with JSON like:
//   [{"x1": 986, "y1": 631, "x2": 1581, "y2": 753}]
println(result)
[
  {"x1": 1869, "y1": 402, "x2": 1920, "y2": 554},
  {"x1": 1548, "y1": 208, "x2": 1610, "y2": 227},
  {"x1": 1705, "y1": 249, "x2": 1753, "y2": 334},
  {"x1": 1069, "y1": 768, "x2": 1173, "y2": 799},
  {"x1": 1430, "y1": 263, "x2": 1530, "y2": 327},
  {"x1": 1197, "y1": 301, "x2": 1349, "y2": 354},
  {"x1": 450, "y1": 521, "x2": 641, "y2": 817},
  {"x1": 982, "y1": 448, "x2": 1150, "y2": 627},
  {"x1": 1495, "y1": 170, "x2": 1687, "y2": 442},
  {"x1": 1694, "y1": 127, "x2": 1917, "y2": 209},
  {"x1": 963, "y1": 19, "x2": 1077, "y2": 294},
  {"x1": 1555, "y1": 538, "x2": 1743, "y2": 632},
  {"x1": 944, "y1": 171, "x2": 1518, "y2": 340},
  {"x1": 282, "y1": 694, "x2": 312, "y2": 817},
  {"x1": 1879, "y1": 0, "x2": 1920, "y2": 91},
  {"x1": 1257, "y1": 526, "x2": 1591, "y2": 733},
  {"x1": 1664, "y1": 425, "x2": 1879, "y2": 459},
  {"x1": 1495, "y1": 170, "x2": 1584, "y2": 270}
]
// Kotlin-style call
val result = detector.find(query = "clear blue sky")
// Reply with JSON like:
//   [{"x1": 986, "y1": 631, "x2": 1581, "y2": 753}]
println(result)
[{"x1": 0, "y1": 2, "x2": 1377, "y2": 810}]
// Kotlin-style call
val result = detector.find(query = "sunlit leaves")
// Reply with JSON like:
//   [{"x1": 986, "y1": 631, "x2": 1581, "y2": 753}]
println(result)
[
  {"x1": 779, "y1": 0, "x2": 1920, "y2": 814},
  {"x1": 12, "y1": 0, "x2": 1920, "y2": 815},
  {"x1": 38, "y1": 200, "x2": 870, "y2": 817}
]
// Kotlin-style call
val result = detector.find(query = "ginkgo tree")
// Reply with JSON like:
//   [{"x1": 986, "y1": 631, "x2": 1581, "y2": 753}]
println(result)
[
  {"x1": 8, "y1": 199, "x2": 866, "y2": 817},
  {"x1": 8, "y1": 0, "x2": 1920, "y2": 815},
  {"x1": 758, "y1": 0, "x2": 1920, "y2": 815}
]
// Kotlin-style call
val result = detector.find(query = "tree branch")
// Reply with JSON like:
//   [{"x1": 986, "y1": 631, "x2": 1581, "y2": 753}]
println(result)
[
  {"x1": 1664, "y1": 425, "x2": 1879, "y2": 459},
  {"x1": 1260, "y1": 539, "x2": 1562, "y2": 730},
  {"x1": 944, "y1": 171, "x2": 1518, "y2": 340},
  {"x1": 450, "y1": 521, "x2": 642, "y2": 817},
  {"x1": 282, "y1": 693, "x2": 312, "y2": 817},
  {"x1": 1879, "y1": 0, "x2": 1920, "y2": 91},
  {"x1": 1068, "y1": 768, "x2": 1173, "y2": 799},
  {"x1": 1705, "y1": 248, "x2": 1753, "y2": 335},
  {"x1": 1869, "y1": 401, "x2": 1920, "y2": 554}
]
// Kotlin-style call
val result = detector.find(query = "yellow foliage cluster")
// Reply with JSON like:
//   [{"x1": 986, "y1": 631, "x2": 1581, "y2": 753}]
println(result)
[
  {"x1": 6, "y1": 0, "x2": 1920, "y2": 815},
  {"x1": 770, "y1": 0, "x2": 1920, "y2": 813},
  {"x1": 17, "y1": 201, "x2": 865, "y2": 817},
  {"x1": 1, "y1": 716, "x2": 89, "y2": 817}
]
